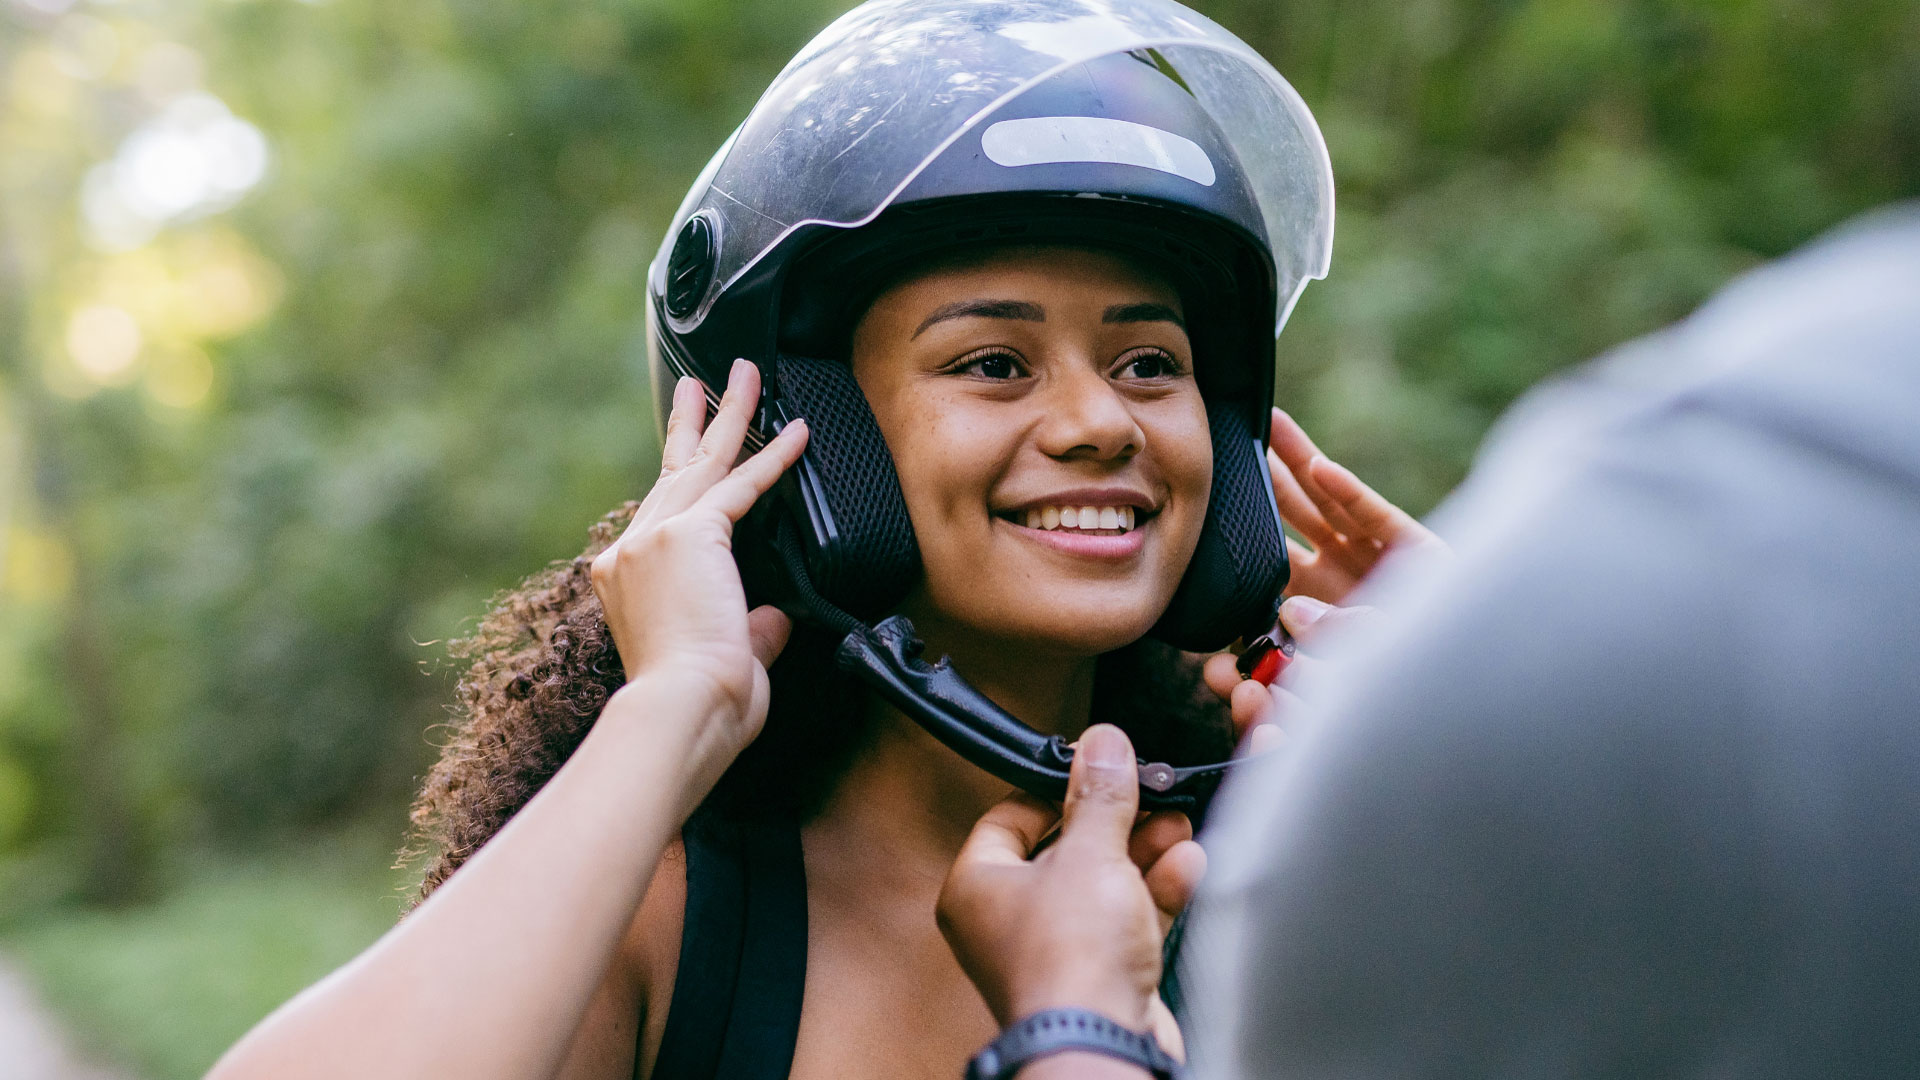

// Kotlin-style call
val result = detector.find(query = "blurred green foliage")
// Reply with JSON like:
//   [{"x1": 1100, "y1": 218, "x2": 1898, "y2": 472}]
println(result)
[
  {"x1": 8, "y1": 827, "x2": 408, "y2": 1079},
  {"x1": 0, "y1": 0, "x2": 1915, "y2": 1070}
]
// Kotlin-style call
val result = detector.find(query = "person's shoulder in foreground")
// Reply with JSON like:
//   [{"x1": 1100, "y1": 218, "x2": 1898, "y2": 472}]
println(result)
[{"x1": 1190, "y1": 202, "x2": 1920, "y2": 1080}]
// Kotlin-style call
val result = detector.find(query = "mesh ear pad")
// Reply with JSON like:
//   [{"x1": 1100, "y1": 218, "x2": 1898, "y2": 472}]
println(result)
[
  {"x1": 1150, "y1": 403, "x2": 1290, "y2": 652},
  {"x1": 773, "y1": 354, "x2": 921, "y2": 619}
]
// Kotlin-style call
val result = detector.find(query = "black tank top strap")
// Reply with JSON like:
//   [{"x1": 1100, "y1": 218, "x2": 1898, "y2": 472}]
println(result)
[
  {"x1": 645, "y1": 809, "x2": 808, "y2": 1080},
  {"x1": 1158, "y1": 909, "x2": 1190, "y2": 1024}
]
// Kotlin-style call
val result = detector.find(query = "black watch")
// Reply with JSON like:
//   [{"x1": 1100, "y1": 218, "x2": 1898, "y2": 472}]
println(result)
[{"x1": 966, "y1": 1008, "x2": 1185, "y2": 1080}]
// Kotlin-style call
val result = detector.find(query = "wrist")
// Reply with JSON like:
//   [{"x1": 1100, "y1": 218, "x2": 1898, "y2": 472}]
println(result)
[
  {"x1": 968, "y1": 1009, "x2": 1181, "y2": 1080},
  {"x1": 1016, "y1": 1051, "x2": 1153, "y2": 1080},
  {"x1": 1004, "y1": 985, "x2": 1153, "y2": 1033},
  {"x1": 594, "y1": 672, "x2": 741, "y2": 762},
  {"x1": 591, "y1": 673, "x2": 752, "y2": 819},
  {"x1": 604, "y1": 669, "x2": 727, "y2": 721}
]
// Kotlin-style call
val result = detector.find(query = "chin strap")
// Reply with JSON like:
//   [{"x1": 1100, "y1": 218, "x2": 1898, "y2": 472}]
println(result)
[{"x1": 771, "y1": 522, "x2": 1236, "y2": 814}]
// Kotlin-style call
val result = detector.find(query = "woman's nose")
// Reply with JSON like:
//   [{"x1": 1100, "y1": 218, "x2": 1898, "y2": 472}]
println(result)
[{"x1": 1034, "y1": 366, "x2": 1143, "y2": 461}]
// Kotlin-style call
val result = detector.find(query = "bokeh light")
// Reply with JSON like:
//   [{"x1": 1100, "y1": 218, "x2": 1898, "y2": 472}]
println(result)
[
  {"x1": 81, "y1": 92, "x2": 270, "y2": 251},
  {"x1": 65, "y1": 304, "x2": 144, "y2": 385},
  {"x1": 0, "y1": 525, "x2": 73, "y2": 607},
  {"x1": 9, "y1": 0, "x2": 78, "y2": 16},
  {"x1": 47, "y1": 13, "x2": 119, "y2": 80},
  {"x1": 95, "y1": 247, "x2": 176, "y2": 326},
  {"x1": 8, "y1": 48, "x2": 76, "y2": 120},
  {"x1": 146, "y1": 344, "x2": 216, "y2": 409},
  {"x1": 173, "y1": 230, "x2": 284, "y2": 338},
  {"x1": 91, "y1": 230, "x2": 284, "y2": 345},
  {"x1": 133, "y1": 42, "x2": 205, "y2": 105}
]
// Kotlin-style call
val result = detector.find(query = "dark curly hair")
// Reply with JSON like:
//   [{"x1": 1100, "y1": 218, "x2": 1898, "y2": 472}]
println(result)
[{"x1": 406, "y1": 508, "x2": 1232, "y2": 903}]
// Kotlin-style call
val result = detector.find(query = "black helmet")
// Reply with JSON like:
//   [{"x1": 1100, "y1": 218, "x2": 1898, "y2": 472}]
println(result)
[{"x1": 646, "y1": 0, "x2": 1333, "y2": 810}]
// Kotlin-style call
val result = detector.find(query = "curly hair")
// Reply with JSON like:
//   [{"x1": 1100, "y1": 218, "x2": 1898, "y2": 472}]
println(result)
[{"x1": 405, "y1": 502, "x2": 1233, "y2": 901}]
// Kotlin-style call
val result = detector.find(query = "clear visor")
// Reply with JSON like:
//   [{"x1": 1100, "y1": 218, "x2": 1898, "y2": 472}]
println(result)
[{"x1": 654, "y1": 0, "x2": 1334, "y2": 335}]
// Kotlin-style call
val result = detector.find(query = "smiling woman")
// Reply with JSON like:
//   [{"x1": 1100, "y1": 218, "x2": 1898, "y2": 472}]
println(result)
[
  {"x1": 397, "y1": 243, "x2": 1250, "y2": 1080},
  {"x1": 201, "y1": 3, "x2": 1437, "y2": 1080},
  {"x1": 854, "y1": 247, "x2": 1213, "y2": 659}
]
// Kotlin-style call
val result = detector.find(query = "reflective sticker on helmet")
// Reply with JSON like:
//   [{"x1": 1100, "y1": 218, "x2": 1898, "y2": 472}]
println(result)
[{"x1": 980, "y1": 115, "x2": 1216, "y2": 187}]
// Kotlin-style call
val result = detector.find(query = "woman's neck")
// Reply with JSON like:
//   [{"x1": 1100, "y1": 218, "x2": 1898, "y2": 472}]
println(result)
[{"x1": 808, "y1": 613, "x2": 1097, "y2": 885}]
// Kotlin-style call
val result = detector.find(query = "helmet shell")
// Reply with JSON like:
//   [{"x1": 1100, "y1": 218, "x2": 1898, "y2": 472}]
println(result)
[
  {"x1": 646, "y1": 0, "x2": 1334, "y2": 649},
  {"x1": 648, "y1": 0, "x2": 1334, "y2": 404}
]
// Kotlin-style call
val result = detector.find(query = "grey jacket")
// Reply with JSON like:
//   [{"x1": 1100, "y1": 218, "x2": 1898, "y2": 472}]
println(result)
[{"x1": 1191, "y1": 205, "x2": 1920, "y2": 1079}]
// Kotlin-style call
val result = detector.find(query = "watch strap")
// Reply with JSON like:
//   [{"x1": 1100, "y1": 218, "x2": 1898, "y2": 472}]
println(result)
[{"x1": 966, "y1": 1008, "x2": 1184, "y2": 1080}]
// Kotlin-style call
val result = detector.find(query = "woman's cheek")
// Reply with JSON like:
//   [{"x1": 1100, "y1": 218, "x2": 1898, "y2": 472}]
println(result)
[
  {"x1": 1150, "y1": 397, "x2": 1213, "y2": 554},
  {"x1": 893, "y1": 402, "x2": 1010, "y2": 569}
]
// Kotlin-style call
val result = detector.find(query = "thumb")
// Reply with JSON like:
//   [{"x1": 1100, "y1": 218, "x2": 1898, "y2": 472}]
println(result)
[
  {"x1": 746, "y1": 605, "x2": 794, "y2": 669},
  {"x1": 1059, "y1": 724, "x2": 1140, "y2": 855}
]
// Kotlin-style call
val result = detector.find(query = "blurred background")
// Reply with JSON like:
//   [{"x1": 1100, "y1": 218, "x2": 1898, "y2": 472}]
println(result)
[{"x1": 0, "y1": 0, "x2": 1914, "y2": 1075}]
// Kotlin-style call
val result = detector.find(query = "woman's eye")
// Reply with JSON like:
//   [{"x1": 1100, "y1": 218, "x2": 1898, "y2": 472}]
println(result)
[
  {"x1": 956, "y1": 350, "x2": 1024, "y2": 380},
  {"x1": 1117, "y1": 349, "x2": 1182, "y2": 380}
]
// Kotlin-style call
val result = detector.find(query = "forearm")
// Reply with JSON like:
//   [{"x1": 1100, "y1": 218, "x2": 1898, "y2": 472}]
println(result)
[{"x1": 209, "y1": 674, "x2": 724, "y2": 1080}]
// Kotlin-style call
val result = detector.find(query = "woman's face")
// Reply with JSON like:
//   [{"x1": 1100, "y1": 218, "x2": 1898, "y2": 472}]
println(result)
[{"x1": 850, "y1": 245, "x2": 1212, "y2": 656}]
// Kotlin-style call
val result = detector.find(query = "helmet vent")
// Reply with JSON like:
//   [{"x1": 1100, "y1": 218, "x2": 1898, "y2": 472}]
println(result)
[{"x1": 666, "y1": 212, "x2": 719, "y2": 319}]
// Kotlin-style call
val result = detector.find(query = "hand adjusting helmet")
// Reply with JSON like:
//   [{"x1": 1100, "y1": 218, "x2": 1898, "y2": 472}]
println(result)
[{"x1": 647, "y1": 0, "x2": 1334, "y2": 813}]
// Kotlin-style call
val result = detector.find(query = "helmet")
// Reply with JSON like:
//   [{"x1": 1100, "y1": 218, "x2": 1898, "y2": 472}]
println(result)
[{"x1": 645, "y1": 0, "x2": 1333, "y2": 809}]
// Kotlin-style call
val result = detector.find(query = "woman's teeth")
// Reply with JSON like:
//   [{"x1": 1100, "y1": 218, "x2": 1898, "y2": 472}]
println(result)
[{"x1": 1020, "y1": 505, "x2": 1138, "y2": 532}]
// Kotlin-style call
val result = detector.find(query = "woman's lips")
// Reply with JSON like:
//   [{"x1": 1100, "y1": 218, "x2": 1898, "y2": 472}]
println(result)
[{"x1": 998, "y1": 517, "x2": 1146, "y2": 559}]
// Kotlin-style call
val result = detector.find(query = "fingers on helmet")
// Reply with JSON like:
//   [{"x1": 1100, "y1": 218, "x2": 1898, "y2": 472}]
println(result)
[
  {"x1": 1270, "y1": 410, "x2": 1374, "y2": 541},
  {"x1": 692, "y1": 359, "x2": 762, "y2": 470},
  {"x1": 701, "y1": 420, "x2": 808, "y2": 521},
  {"x1": 661, "y1": 376, "x2": 708, "y2": 473},
  {"x1": 1307, "y1": 455, "x2": 1415, "y2": 546},
  {"x1": 1267, "y1": 445, "x2": 1340, "y2": 549}
]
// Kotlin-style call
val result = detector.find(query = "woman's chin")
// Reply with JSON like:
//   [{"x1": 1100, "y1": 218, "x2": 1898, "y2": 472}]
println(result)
[
  {"x1": 969, "y1": 609, "x2": 1162, "y2": 658},
  {"x1": 901, "y1": 585, "x2": 1171, "y2": 659}
]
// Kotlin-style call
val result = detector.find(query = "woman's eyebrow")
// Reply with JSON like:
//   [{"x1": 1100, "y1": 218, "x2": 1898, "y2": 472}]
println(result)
[
  {"x1": 911, "y1": 299, "x2": 1045, "y2": 339},
  {"x1": 1103, "y1": 302, "x2": 1185, "y2": 329}
]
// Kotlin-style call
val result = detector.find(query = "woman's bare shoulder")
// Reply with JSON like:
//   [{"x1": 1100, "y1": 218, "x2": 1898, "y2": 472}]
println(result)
[
  {"x1": 552, "y1": 840, "x2": 689, "y2": 1080},
  {"x1": 633, "y1": 836, "x2": 689, "y2": 1008}
]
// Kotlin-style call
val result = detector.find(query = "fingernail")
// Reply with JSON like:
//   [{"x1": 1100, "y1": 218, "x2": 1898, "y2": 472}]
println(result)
[
  {"x1": 1281, "y1": 595, "x2": 1329, "y2": 629},
  {"x1": 1082, "y1": 724, "x2": 1129, "y2": 768},
  {"x1": 1250, "y1": 724, "x2": 1285, "y2": 755},
  {"x1": 730, "y1": 357, "x2": 752, "y2": 381}
]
